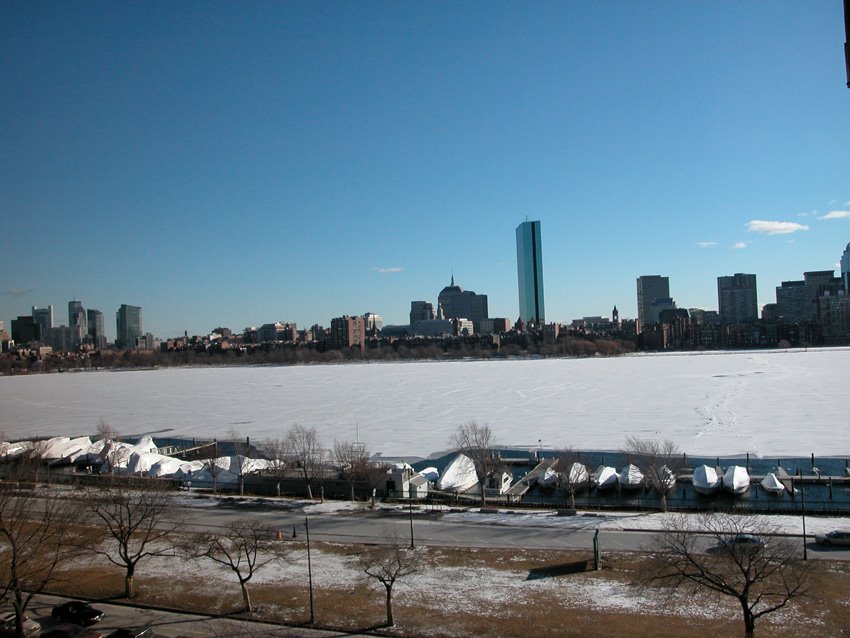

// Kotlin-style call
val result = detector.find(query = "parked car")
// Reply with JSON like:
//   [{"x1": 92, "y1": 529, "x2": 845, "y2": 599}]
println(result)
[
  {"x1": 0, "y1": 611, "x2": 41, "y2": 637},
  {"x1": 717, "y1": 533, "x2": 766, "y2": 553},
  {"x1": 50, "y1": 602, "x2": 105, "y2": 626},
  {"x1": 815, "y1": 529, "x2": 850, "y2": 546}
]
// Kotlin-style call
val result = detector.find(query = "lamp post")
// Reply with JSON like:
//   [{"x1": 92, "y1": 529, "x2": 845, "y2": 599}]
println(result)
[
  {"x1": 305, "y1": 516, "x2": 315, "y2": 623},
  {"x1": 408, "y1": 499, "x2": 415, "y2": 549},
  {"x1": 800, "y1": 485, "x2": 808, "y2": 561}
]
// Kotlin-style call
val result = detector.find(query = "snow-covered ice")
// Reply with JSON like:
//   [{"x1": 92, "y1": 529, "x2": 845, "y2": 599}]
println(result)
[{"x1": 1, "y1": 348, "x2": 848, "y2": 458}]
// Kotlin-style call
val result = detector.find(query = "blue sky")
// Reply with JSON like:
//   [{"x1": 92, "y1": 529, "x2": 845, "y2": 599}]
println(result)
[{"x1": 2, "y1": 1, "x2": 848, "y2": 339}]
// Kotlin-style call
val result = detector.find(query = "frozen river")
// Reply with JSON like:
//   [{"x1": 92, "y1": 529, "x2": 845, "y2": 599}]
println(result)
[{"x1": 1, "y1": 348, "x2": 848, "y2": 459}]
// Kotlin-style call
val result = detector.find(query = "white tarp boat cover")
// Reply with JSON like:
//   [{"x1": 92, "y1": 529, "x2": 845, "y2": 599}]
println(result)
[
  {"x1": 593, "y1": 465, "x2": 618, "y2": 489},
  {"x1": 723, "y1": 465, "x2": 750, "y2": 494},
  {"x1": 693, "y1": 464, "x2": 720, "y2": 494},
  {"x1": 619, "y1": 464, "x2": 644, "y2": 489},
  {"x1": 761, "y1": 472, "x2": 785, "y2": 494},
  {"x1": 437, "y1": 453, "x2": 478, "y2": 492}
]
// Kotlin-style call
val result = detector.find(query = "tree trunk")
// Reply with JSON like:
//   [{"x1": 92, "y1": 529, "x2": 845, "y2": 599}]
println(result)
[
  {"x1": 660, "y1": 492, "x2": 668, "y2": 513},
  {"x1": 742, "y1": 600, "x2": 755, "y2": 638},
  {"x1": 569, "y1": 490, "x2": 576, "y2": 509},
  {"x1": 306, "y1": 481, "x2": 313, "y2": 500},
  {"x1": 350, "y1": 483, "x2": 355, "y2": 501},
  {"x1": 480, "y1": 480, "x2": 486, "y2": 506},
  {"x1": 276, "y1": 481, "x2": 281, "y2": 498},
  {"x1": 126, "y1": 563, "x2": 135, "y2": 598},
  {"x1": 239, "y1": 475, "x2": 245, "y2": 496},
  {"x1": 240, "y1": 581, "x2": 252, "y2": 613},
  {"x1": 384, "y1": 583, "x2": 394, "y2": 626},
  {"x1": 212, "y1": 474, "x2": 217, "y2": 495}
]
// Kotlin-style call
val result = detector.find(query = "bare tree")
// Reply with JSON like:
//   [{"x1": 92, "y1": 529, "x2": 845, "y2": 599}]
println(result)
[
  {"x1": 359, "y1": 532, "x2": 422, "y2": 626},
  {"x1": 228, "y1": 428, "x2": 252, "y2": 496},
  {"x1": 200, "y1": 440, "x2": 224, "y2": 494},
  {"x1": 285, "y1": 425, "x2": 323, "y2": 500},
  {"x1": 649, "y1": 513, "x2": 809, "y2": 638},
  {"x1": 260, "y1": 437, "x2": 289, "y2": 498},
  {"x1": 451, "y1": 421, "x2": 500, "y2": 505},
  {"x1": 624, "y1": 436, "x2": 681, "y2": 512},
  {"x1": 183, "y1": 521, "x2": 285, "y2": 613},
  {"x1": 363, "y1": 460, "x2": 390, "y2": 507},
  {"x1": 87, "y1": 482, "x2": 183, "y2": 598},
  {"x1": 555, "y1": 447, "x2": 588, "y2": 509},
  {"x1": 333, "y1": 439, "x2": 370, "y2": 501},
  {"x1": 0, "y1": 462, "x2": 84, "y2": 638},
  {"x1": 96, "y1": 420, "x2": 122, "y2": 475}
]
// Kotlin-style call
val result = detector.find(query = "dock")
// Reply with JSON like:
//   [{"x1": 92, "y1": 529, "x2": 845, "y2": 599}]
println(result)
[{"x1": 505, "y1": 457, "x2": 557, "y2": 501}]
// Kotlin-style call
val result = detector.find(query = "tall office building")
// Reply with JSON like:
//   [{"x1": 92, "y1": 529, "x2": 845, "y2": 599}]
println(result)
[
  {"x1": 31, "y1": 306, "x2": 53, "y2": 341},
  {"x1": 116, "y1": 304, "x2": 142, "y2": 349},
  {"x1": 409, "y1": 301, "x2": 435, "y2": 327},
  {"x1": 516, "y1": 220, "x2": 545, "y2": 325},
  {"x1": 842, "y1": 242, "x2": 850, "y2": 292},
  {"x1": 87, "y1": 309, "x2": 106, "y2": 349},
  {"x1": 68, "y1": 300, "x2": 87, "y2": 347},
  {"x1": 636, "y1": 276, "x2": 670, "y2": 328},
  {"x1": 437, "y1": 276, "x2": 489, "y2": 331},
  {"x1": 717, "y1": 273, "x2": 758, "y2": 324}
]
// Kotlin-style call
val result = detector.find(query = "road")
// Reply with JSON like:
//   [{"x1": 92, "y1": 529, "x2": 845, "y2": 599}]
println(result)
[
  {"x1": 175, "y1": 497, "x2": 850, "y2": 561},
  {"x1": 13, "y1": 594, "x2": 371, "y2": 637}
]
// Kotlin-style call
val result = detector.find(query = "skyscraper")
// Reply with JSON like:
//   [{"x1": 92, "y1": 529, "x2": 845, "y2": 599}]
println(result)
[
  {"x1": 116, "y1": 304, "x2": 142, "y2": 349},
  {"x1": 636, "y1": 275, "x2": 670, "y2": 328},
  {"x1": 68, "y1": 300, "x2": 87, "y2": 347},
  {"x1": 87, "y1": 309, "x2": 106, "y2": 349},
  {"x1": 516, "y1": 220, "x2": 545, "y2": 325},
  {"x1": 31, "y1": 305, "x2": 53, "y2": 341},
  {"x1": 841, "y1": 242, "x2": 850, "y2": 292},
  {"x1": 717, "y1": 273, "x2": 758, "y2": 324}
]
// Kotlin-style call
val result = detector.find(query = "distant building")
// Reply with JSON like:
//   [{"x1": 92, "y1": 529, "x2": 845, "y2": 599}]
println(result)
[
  {"x1": 31, "y1": 306, "x2": 54, "y2": 340},
  {"x1": 411, "y1": 319, "x2": 453, "y2": 337},
  {"x1": 761, "y1": 303, "x2": 779, "y2": 321},
  {"x1": 776, "y1": 271, "x2": 843, "y2": 323},
  {"x1": 516, "y1": 220, "x2": 545, "y2": 325},
  {"x1": 363, "y1": 312, "x2": 383, "y2": 333},
  {"x1": 818, "y1": 291, "x2": 850, "y2": 342},
  {"x1": 717, "y1": 273, "x2": 758, "y2": 324},
  {"x1": 68, "y1": 300, "x2": 87, "y2": 347},
  {"x1": 116, "y1": 304, "x2": 142, "y2": 349},
  {"x1": 330, "y1": 315, "x2": 365, "y2": 351},
  {"x1": 257, "y1": 322, "x2": 296, "y2": 343},
  {"x1": 87, "y1": 309, "x2": 106, "y2": 348},
  {"x1": 477, "y1": 318, "x2": 511, "y2": 334},
  {"x1": 11, "y1": 315, "x2": 39, "y2": 344},
  {"x1": 636, "y1": 276, "x2": 670, "y2": 329},
  {"x1": 409, "y1": 301, "x2": 435, "y2": 327},
  {"x1": 842, "y1": 242, "x2": 850, "y2": 292},
  {"x1": 437, "y1": 276, "x2": 488, "y2": 331}
]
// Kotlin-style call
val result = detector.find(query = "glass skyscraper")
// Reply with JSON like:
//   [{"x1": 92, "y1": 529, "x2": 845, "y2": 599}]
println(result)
[
  {"x1": 516, "y1": 220, "x2": 545, "y2": 325},
  {"x1": 116, "y1": 304, "x2": 142, "y2": 349}
]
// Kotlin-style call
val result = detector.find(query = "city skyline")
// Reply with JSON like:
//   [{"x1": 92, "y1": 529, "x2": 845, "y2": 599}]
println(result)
[{"x1": 1, "y1": 3, "x2": 848, "y2": 338}]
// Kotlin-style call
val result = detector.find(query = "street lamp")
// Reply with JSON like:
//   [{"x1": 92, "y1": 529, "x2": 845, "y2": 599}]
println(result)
[{"x1": 800, "y1": 484, "x2": 808, "y2": 561}]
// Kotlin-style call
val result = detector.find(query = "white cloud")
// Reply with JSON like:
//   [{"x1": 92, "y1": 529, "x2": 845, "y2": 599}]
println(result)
[
  {"x1": 371, "y1": 266, "x2": 403, "y2": 274},
  {"x1": 819, "y1": 210, "x2": 850, "y2": 220},
  {"x1": 695, "y1": 241, "x2": 718, "y2": 248},
  {"x1": 732, "y1": 242, "x2": 748, "y2": 250},
  {"x1": 746, "y1": 220, "x2": 809, "y2": 235}
]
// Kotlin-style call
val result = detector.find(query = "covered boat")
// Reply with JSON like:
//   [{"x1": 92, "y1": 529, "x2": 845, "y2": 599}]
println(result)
[
  {"x1": 538, "y1": 466, "x2": 559, "y2": 489},
  {"x1": 722, "y1": 465, "x2": 750, "y2": 495},
  {"x1": 761, "y1": 472, "x2": 786, "y2": 495},
  {"x1": 619, "y1": 464, "x2": 644, "y2": 490},
  {"x1": 436, "y1": 453, "x2": 479, "y2": 492},
  {"x1": 565, "y1": 462, "x2": 590, "y2": 487},
  {"x1": 692, "y1": 464, "x2": 721, "y2": 495},
  {"x1": 593, "y1": 465, "x2": 618, "y2": 490},
  {"x1": 659, "y1": 465, "x2": 677, "y2": 491}
]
